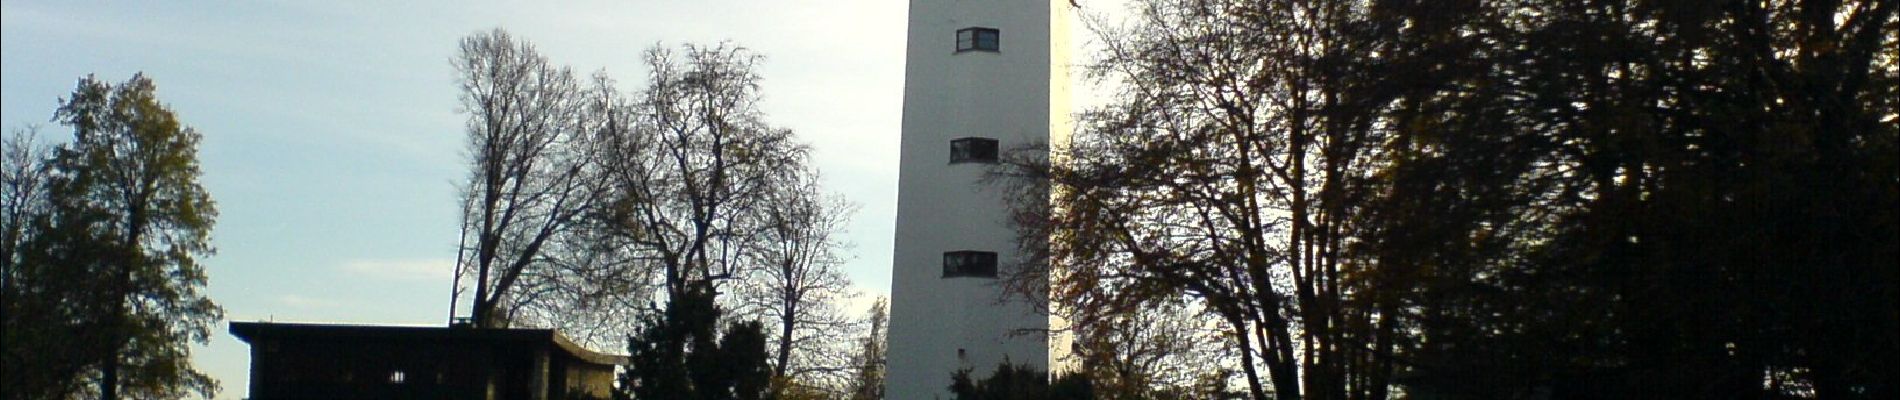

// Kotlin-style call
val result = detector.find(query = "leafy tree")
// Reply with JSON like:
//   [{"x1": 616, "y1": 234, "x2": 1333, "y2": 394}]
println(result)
[
  {"x1": 0, "y1": 74, "x2": 222, "y2": 400},
  {"x1": 2, "y1": 209, "x2": 120, "y2": 400}
]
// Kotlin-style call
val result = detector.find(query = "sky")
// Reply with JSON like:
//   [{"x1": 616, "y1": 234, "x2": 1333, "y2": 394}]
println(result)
[{"x1": 1, "y1": 1, "x2": 925, "y2": 398}]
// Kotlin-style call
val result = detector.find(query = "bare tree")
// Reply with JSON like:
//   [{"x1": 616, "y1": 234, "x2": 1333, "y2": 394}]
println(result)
[
  {"x1": 497, "y1": 71, "x2": 662, "y2": 348},
  {"x1": 591, "y1": 43, "x2": 882, "y2": 399},
  {"x1": 992, "y1": 1, "x2": 1395, "y2": 399},
  {"x1": 600, "y1": 43, "x2": 808, "y2": 301},
  {"x1": 446, "y1": 33, "x2": 862, "y2": 385},
  {"x1": 1, "y1": 126, "x2": 51, "y2": 289},
  {"x1": 450, "y1": 28, "x2": 601, "y2": 329},
  {"x1": 733, "y1": 172, "x2": 859, "y2": 389}
]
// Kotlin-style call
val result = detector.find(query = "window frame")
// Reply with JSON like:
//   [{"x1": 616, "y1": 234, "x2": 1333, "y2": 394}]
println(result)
[
  {"x1": 956, "y1": 27, "x2": 1000, "y2": 52},
  {"x1": 942, "y1": 250, "x2": 999, "y2": 278},
  {"x1": 950, "y1": 137, "x2": 1001, "y2": 164}
]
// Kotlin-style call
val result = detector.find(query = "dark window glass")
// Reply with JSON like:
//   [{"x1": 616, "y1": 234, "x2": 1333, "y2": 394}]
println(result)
[
  {"x1": 943, "y1": 251, "x2": 999, "y2": 278},
  {"x1": 956, "y1": 27, "x2": 1000, "y2": 52},
  {"x1": 950, "y1": 137, "x2": 1000, "y2": 164}
]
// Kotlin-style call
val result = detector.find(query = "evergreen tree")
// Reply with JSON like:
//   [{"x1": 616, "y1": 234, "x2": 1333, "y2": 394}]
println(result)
[
  {"x1": 618, "y1": 283, "x2": 771, "y2": 400},
  {"x1": 947, "y1": 363, "x2": 1092, "y2": 400}
]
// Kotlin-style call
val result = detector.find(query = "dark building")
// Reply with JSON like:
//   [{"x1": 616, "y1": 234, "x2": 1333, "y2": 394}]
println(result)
[{"x1": 229, "y1": 322, "x2": 623, "y2": 400}]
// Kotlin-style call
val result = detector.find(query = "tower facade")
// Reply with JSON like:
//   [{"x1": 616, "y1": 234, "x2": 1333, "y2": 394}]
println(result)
[{"x1": 887, "y1": 0, "x2": 1068, "y2": 398}]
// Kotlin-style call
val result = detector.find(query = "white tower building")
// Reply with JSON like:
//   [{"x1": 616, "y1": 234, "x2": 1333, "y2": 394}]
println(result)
[{"x1": 887, "y1": 0, "x2": 1069, "y2": 398}]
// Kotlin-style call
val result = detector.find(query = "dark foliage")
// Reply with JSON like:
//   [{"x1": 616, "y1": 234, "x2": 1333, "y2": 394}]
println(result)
[
  {"x1": 1361, "y1": 0, "x2": 1899, "y2": 398},
  {"x1": 947, "y1": 363, "x2": 1093, "y2": 400},
  {"x1": 618, "y1": 283, "x2": 772, "y2": 400},
  {"x1": 2, "y1": 74, "x2": 221, "y2": 400},
  {"x1": 1006, "y1": 0, "x2": 1897, "y2": 399}
]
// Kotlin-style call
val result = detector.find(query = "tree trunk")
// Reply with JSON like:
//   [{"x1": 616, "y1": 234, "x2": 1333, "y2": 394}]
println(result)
[{"x1": 776, "y1": 294, "x2": 795, "y2": 377}]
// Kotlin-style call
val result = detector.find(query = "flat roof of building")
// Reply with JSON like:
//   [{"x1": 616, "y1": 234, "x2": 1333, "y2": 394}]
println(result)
[{"x1": 228, "y1": 321, "x2": 627, "y2": 366}]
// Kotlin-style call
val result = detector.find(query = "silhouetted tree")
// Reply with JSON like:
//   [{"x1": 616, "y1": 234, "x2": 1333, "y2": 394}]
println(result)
[
  {"x1": 0, "y1": 74, "x2": 223, "y2": 400},
  {"x1": 598, "y1": 43, "x2": 859, "y2": 396},
  {"x1": 1357, "y1": 0, "x2": 1898, "y2": 397},
  {"x1": 450, "y1": 28, "x2": 605, "y2": 330},
  {"x1": 599, "y1": 43, "x2": 809, "y2": 302},
  {"x1": 1, "y1": 126, "x2": 49, "y2": 293},
  {"x1": 1004, "y1": 1, "x2": 1897, "y2": 399},
  {"x1": 733, "y1": 173, "x2": 859, "y2": 389},
  {"x1": 444, "y1": 32, "x2": 859, "y2": 390},
  {"x1": 996, "y1": 1, "x2": 1396, "y2": 398},
  {"x1": 2, "y1": 125, "x2": 107, "y2": 400}
]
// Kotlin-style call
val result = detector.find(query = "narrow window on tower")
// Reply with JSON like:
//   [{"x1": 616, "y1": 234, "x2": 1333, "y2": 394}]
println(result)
[
  {"x1": 943, "y1": 251, "x2": 999, "y2": 278},
  {"x1": 950, "y1": 137, "x2": 1000, "y2": 164},
  {"x1": 956, "y1": 27, "x2": 1000, "y2": 52}
]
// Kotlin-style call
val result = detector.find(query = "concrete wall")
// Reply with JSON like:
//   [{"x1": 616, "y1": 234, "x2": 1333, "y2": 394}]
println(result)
[{"x1": 888, "y1": 0, "x2": 1068, "y2": 398}]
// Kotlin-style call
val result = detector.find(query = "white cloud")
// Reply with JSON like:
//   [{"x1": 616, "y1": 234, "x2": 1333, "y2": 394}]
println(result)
[{"x1": 338, "y1": 258, "x2": 455, "y2": 282}]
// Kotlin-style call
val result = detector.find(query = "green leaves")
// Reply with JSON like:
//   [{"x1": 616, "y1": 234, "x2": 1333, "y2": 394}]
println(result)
[{"x1": 3, "y1": 73, "x2": 221, "y2": 400}]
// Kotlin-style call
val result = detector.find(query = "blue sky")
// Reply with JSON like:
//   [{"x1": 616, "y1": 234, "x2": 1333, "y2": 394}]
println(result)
[{"x1": 2, "y1": 1, "x2": 911, "y2": 398}]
